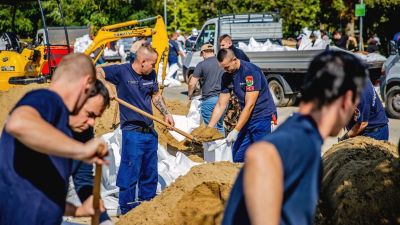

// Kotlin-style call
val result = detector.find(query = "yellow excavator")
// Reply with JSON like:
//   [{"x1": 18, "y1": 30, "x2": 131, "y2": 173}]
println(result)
[
  {"x1": 84, "y1": 15, "x2": 169, "y2": 81},
  {"x1": 0, "y1": 14, "x2": 169, "y2": 91}
]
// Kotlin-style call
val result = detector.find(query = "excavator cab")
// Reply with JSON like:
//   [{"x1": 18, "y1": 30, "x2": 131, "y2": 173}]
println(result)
[{"x1": 0, "y1": 0, "x2": 71, "y2": 91}]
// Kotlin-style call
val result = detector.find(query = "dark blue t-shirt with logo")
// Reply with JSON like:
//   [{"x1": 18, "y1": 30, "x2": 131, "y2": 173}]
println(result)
[
  {"x1": 221, "y1": 60, "x2": 276, "y2": 119},
  {"x1": 222, "y1": 113, "x2": 323, "y2": 225},
  {"x1": 346, "y1": 80, "x2": 388, "y2": 130},
  {"x1": 104, "y1": 63, "x2": 158, "y2": 130},
  {"x1": 0, "y1": 89, "x2": 72, "y2": 225}
]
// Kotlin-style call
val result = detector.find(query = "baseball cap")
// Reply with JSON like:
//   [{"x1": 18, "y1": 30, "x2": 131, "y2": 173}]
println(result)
[
  {"x1": 200, "y1": 43, "x2": 214, "y2": 56},
  {"x1": 192, "y1": 28, "x2": 199, "y2": 36}
]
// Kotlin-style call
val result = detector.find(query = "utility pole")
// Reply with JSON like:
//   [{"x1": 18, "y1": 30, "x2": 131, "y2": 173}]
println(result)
[{"x1": 164, "y1": 0, "x2": 167, "y2": 26}]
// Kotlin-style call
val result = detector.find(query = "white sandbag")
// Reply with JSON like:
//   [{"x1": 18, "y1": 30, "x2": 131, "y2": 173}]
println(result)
[
  {"x1": 169, "y1": 98, "x2": 201, "y2": 142},
  {"x1": 203, "y1": 139, "x2": 233, "y2": 162},
  {"x1": 73, "y1": 34, "x2": 92, "y2": 53}
]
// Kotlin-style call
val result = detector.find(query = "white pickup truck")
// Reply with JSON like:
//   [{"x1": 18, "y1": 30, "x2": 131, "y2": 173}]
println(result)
[{"x1": 183, "y1": 13, "x2": 385, "y2": 107}]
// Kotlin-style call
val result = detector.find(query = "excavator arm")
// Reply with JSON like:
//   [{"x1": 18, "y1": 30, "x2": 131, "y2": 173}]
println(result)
[{"x1": 83, "y1": 15, "x2": 169, "y2": 83}]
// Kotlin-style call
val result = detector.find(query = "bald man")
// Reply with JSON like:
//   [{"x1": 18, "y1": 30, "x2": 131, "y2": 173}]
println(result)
[
  {"x1": 96, "y1": 45, "x2": 175, "y2": 214},
  {"x1": 0, "y1": 53, "x2": 107, "y2": 225}
]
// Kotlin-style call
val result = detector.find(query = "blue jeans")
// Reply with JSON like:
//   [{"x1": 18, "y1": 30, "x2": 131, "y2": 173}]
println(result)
[
  {"x1": 117, "y1": 129, "x2": 158, "y2": 215},
  {"x1": 71, "y1": 161, "x2": 110, "y2": 222},
  {"x1": 233, "y1": 116, "x2": 271, "y2": 162},
  {"x1": 201, "y1": 96, "x2": 225, "y2": 136},
  {"x1": 363, "y1": 124, "x2": 389, "y2": 141}
]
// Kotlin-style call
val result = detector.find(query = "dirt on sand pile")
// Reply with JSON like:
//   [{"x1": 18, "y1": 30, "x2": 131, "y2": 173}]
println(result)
[
  {"x1": 117, "y1": 162, "x2": 241, "y2": 225},
  {"x1": 0, "y1": 83, "x2": 49, "y2": 131},
  {"x1": 191, "y1": 126, "x2": 224, "y2": 142},
  {"x1": 316, "y1": 136, "x2": 400, "y2": 225}
]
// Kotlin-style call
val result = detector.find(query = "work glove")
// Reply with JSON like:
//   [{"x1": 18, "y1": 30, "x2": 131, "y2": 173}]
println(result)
[
  {"x1": 337, "y1": 133, "x2": 349, "y2": 142},
  {"x1": 226, "y1": 129, "x2": 239, "y2": 143}
]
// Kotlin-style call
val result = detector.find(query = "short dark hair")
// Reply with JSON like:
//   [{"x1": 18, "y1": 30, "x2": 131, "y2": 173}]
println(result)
[
  {"x1": 301, "y1": 50, "x2": 368, "y2": 108},
  {"x1": 217, "y1": 48, "x2": 234, "y2": 62},
  {"x1": 90, "y1": 79, "x2": 111, "y2": 109},
  {"x1": 218, "y1": 34, "x2": 231, "y2": 43}
]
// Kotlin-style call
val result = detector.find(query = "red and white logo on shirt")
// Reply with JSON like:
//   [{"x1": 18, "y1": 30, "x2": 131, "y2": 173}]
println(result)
[{"x1": 245, "y1": 75, "x2": 254, "y2": 91}]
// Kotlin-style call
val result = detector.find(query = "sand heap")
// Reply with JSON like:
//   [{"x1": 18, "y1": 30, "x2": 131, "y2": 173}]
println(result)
[
  {"x1": 0, "y1": 83, "x2": 49, "y2": 131},
  {"x1": 117, "y1": 162, "x2": 241, "y2": 225},
  {"x1": 316, "y1": 136, "x2": 400, "y2": 225}
]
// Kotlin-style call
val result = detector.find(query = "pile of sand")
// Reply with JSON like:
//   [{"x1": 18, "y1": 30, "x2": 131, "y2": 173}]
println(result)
[
  {"x1": 117, "y1": 162, "x2": 241, "y2": 225},
  {"x1": 316, "y1": 136, "x2": 400, "y2": 225},
  {"x1": 0, "y1": 83, "x2": 49, "y2": 131}
]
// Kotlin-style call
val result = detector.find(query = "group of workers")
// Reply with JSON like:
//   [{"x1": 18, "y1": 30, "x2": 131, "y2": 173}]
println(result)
[{"x1": 0, "y1": 31, "x2": 390, "y2": 225}]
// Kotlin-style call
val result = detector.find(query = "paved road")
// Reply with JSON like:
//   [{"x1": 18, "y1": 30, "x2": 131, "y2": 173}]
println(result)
[{"x1": 163, "y1": 84, "x2": 400, "y2": 151}]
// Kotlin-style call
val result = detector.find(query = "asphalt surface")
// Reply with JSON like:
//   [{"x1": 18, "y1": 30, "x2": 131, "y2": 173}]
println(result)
[{"x1": 163, "y1": 83, "x2": 400, "y2": 151}]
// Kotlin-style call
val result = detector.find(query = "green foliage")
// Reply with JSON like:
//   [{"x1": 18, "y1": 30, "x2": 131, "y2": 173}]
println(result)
[{"x1": 0, "y1": 0, "x2": 398, "y2": 42}]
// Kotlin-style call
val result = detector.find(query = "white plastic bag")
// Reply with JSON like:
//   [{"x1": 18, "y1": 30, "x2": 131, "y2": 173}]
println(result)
[{"x1": 203, "y1": 139, "x2": 233, "y2": 162}]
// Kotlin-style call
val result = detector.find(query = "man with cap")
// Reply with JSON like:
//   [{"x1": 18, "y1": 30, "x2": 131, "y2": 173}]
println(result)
[
  {"x1": 219, "y1": 34, "x2": 250, "y2": 62},
  {"x1": 207, "y1": 48, "x2": 276, "y2": 162},
  {"x1": 188, "y1": 43, "x2": 225, "y2": 135}
]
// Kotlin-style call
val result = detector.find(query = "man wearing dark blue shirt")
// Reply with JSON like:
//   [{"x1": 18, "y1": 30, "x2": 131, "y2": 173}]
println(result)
[
  {"x1": 69, "y1": 80, "x2": 111, "y2": 224},
  {"x1": 96, "y1": 45, "x2": 175, "y2": 215},
  {"x1": 0, "y1": 53, "x2": 107, "y2": 225},
  {"x1": 343, "y1": 80, "x2": 389, "y2": 141},
  {"x1": 168, "y1": 32, "x2": 185, "y2": 80},
  {"x1": 222, "y1": 51, "x2": 369, "y2": 225},
  {"x1": 208, "y1": 48, "x2": 276, "y2": 162},
  {"x1": 219, "y1": 34, "x2": 250, "y2": 62}
]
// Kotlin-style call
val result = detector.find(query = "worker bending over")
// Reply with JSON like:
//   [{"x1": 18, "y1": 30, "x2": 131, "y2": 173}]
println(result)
[
  {"x1": 69, "y1": 80, "x2": 112, "y2": 225},
  {"x1": 222, "y1": 51, "x2": 368, "y2": 225},
  {"x1": 340, "y1": 80, "x2": 389, "y2": 141},
  {"x1": 188, "y1": 43, "x2": 225, "y2": 135},
  {"x1": 208, "y1": 48, "x2": 276, "y2": 162},
  {"x1": 96, "y1": 45, "x2": 175, "y2": 215},
  {"x1": 0, "y1": 53, "x2": 107, "y2": 225}
]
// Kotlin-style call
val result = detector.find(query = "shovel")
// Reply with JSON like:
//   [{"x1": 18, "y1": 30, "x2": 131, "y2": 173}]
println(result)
[
  {"x1": 113, "y1": 97, "x2": 198, "y2": 142},
  {"x1": 91, "y1": 144, "x2": 106, "y2": 225}
]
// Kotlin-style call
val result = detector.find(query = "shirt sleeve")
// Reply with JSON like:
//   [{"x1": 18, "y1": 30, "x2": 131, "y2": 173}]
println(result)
[
  {"x1": 244, "y1": 67, "x2": 263, "y2": 92},
  {"x1": 357, "y1": 90, "x2": 371, "y2": 123},
  {"x1": 221, "y1": 72, "x2": 232, "y2": 93},
  {"x1": 15, "y1": 91, "x2": 62, "y2": 124},
  {"x1": 103, "y1": 64, "x2": 121, "y2": 85},
  {"x1": 192, "y1": 62, "x2": 203, "y2": 78}
]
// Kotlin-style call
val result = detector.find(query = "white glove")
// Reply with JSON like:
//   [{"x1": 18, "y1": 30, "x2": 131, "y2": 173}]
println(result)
[{"x1": 226, "y1": 129, "x2": 239, "y2": 143}]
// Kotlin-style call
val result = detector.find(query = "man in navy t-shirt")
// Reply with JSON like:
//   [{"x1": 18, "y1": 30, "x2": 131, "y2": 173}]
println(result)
[
  {"x1": 167, "y1": 32, "x2": 185, "y2": 80},
  {"x1": 219, "y1": 34, "x2": 250, "y2": 62},
  {"x1": 342, "y1": 80, "x2": 389, "y2": 141},
  {"x1": 208, "y1": 48, "x2": 276, "y2": 162},
  {"x1": 96, "y1": 45, "x2": 175, "y2": 214},
  {"x1": 0, "y1": 53, "x2": 107, "y2": 225},
  {"x1": 222, "y1": 51, "x2": 369, "y2": 225},
  {"x1": 69, "y1": 80, "x2": 111, "y2": 224}
]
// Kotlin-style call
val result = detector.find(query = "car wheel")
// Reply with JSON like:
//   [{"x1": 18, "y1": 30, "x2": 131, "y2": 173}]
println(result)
[
  {"x1": 269, "y1": 80, "x2": 289, "y2": 107},
  {"x1": 385, "y1": 86, "x2": 400, "y2": 119}
]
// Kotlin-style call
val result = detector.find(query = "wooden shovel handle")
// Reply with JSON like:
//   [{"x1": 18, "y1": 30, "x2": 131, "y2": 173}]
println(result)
[
  {"x1": 91, "y1": 144, "x2": 105, "y2": 225},
  {"x1": 114, "y1": 97, "x2": 195, "y2": 141}
]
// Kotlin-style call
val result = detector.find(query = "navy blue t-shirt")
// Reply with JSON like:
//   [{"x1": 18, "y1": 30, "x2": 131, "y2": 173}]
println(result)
[
  {"x1": 0, "y1": 89, "x2": 72, "y2": 225},
  {"x1": 222, "y1": 113, "x2": 323, "y2": 225},
  {"x1": 168, "y1": 40, "x2": 180, "y2": 65},
  {"x1": 231, "y1": 45, "x2": 250, "y2": 62},
  {"x1": 221, "y1": 60, "x2": 276, "y2": 119},
  {"x1": 103, "y1": 63, "x2": 158, "y2": 130},
  {"x1": 346, "y1": 80, "x2": 388, "y2": 130}
]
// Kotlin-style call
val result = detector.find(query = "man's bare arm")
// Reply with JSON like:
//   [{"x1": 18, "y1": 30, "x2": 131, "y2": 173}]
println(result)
[
  {"x1": 348, "y1": 122, "x2": 368, "y2": 137},
  {"x1": 207, "y1": 92, "x2": 230, "y2": 128},
  {"x1": 244, "y1": 141, "x2": 283, "y2": 225},
  {"x1": 152, "y1": 92, "x2": 171, "y2": 116},
  {"x1": 188, "y1": 76, "x2": 199, "y2": 99},
  {"x1": 234, "y1": 91, "x2": 259, "y2": 131},
  {"x1": 96, "y1": 67, "x2": 115, "y2": 98},
  {"x1": 5, "y1": 106, "x2": 107, "y2": 163}
]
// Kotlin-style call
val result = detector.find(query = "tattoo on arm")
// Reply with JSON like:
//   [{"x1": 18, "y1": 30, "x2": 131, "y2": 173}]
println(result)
[{"x1": 153, "y1": 94, "x2": 170, "y2": 116}]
